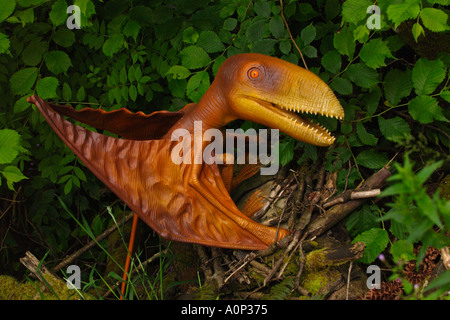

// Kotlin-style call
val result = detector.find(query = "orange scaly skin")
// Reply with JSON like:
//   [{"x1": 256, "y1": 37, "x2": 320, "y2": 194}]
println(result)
[{"x1": 28, "y1": 53, "x2": 344, "y2": 250}]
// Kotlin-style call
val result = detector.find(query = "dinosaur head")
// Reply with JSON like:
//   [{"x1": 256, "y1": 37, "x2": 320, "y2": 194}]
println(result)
[{"x1": 215, "y1": 53, "x2": 344, "y2": 146}]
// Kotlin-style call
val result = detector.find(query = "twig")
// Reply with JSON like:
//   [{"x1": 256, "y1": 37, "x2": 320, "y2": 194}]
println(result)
[
  {"x1": 322, "y1": 189, "x2": 381, "y2": 209},
  {"x1": 52, "y1": 212, "x2": 135, "y2": 272},
  {"x1": 279, "y1": 0, "x2": 308, "y2": 69}
]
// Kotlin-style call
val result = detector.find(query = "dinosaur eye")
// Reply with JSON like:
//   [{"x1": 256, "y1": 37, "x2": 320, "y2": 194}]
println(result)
[{"x1": 248, "y1": 68, "x2": 260, "y2": 80}]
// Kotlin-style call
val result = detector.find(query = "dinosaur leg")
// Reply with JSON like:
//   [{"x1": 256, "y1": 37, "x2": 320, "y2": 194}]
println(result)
[{"x1": 120, "y1": 212, "x2": 139, "y2": 299}]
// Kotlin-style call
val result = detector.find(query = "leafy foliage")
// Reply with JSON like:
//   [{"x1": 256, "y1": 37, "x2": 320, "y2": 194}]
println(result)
[{"x1": 0, "y1": 0, "x2": 448, "y2": 299}]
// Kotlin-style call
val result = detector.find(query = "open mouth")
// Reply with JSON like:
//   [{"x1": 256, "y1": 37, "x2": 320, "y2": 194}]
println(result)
[{"x1": 249, "y1": 97, "x2": 344, "y2": 147}]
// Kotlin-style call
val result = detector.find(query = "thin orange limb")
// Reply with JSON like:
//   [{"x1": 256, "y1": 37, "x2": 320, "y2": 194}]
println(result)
[{"x1": 120, "y1": 212, "x2": 139, "y2": 300}]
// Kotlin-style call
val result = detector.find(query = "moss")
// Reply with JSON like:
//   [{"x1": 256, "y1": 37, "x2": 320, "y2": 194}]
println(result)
[
  {"x1": 0, "y1": 275, "x2": 87, "y2": 300},
  {"x1": 304, "y1": 248, "x2": 327, "y2": 271}
]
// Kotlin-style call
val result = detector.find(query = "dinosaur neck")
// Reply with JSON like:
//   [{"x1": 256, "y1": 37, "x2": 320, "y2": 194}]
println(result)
[{"x1": 167, "y1": 82, "x2": 236, "y2": 136}]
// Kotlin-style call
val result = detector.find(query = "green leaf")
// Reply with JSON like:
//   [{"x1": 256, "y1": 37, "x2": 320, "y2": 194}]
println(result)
[
  {"x1": 14, "y1": 96, "x2": 30, "y2": 113},
  {"x1": 36, "y1": 77, "x2": 58, "y2": 99},
  {"x1": 412, "y1": 58, "x2": 446, "y2": 95},
  {"x1": 416, "y1": 160, "x2": 443, "y2": 185},
  {"x1": 341, "y1": 0, "x2": 372, "y2": 25},
  {"x1": 53, "y1": 28, "x2": 75, "y2": 47},
  {"x1": 62, "y1": 82, "x2": 72, "y2": 101},
  {"x1": 408, "y1": 95, "x2": 447, "y2": 124},
  {"x1": 123, "y1": 19, "x2": 141, "y2": 41},
  {"x1": 197, "y1": 31, "x2": 225, "y2": 53},
  {"x1": 166, "y1": 65, "x2": 191, "y2": 80},
  {"x1": 49, "y1": 0, "x2": 68, "y2": 26},
  {"x1": 390, "y1": 240, "x2": 416, "y2": 263},
  {"x1": 246, "y1": 20, "x2": 266, "y2": 43},
  {"x1": 186, "y1": 71, "x2": 210, "y2": 102},
  {"x1": 356, "y1": 121, "x2": 378, "y2": 145},
  {"x1": 77, "y1": 86, "x2": 86, "y2": 101},
  {"x1": 45, "y1": 51, "x2": 72, "y2": 75},
  {"x1": 183, "y1": 26, "x2": 199, "y2": 45},
  {"x1": 384, "y1": 69, "x2": 412, "y2": 106},
  {"x1": 346, "y1": 63, "x2": 379, "y2": 88},
  {"x1": 378, "y1": 116, "x2": 411, "y2": 142},
  {"x1": 356, "y1": 149, "x2": 388, "y2": 169},
  {"x1": 333, "y1": 25, "x2": 355, "y2": 58},
  {"x1": 359, "y1": 38, "x2": 393, "y2": 69},
  {"x1": 412, "y1": 22, "x2": 425, "y2": 42},
  {"x1": 129, "y1": 84, "x2": 137, "y2": 101},
  {"x1": 22, "y1": 39, "x2": 47, "y2": 66},
  {"x1": 254, "y1": 0, "x2": 271, "y2": 18},
  {"x1": 0, "y1": 0, "x2": 16, "y2": 23},
  {"x1": 269, "y1": 15, "x2": 284, "y2": 39},
  {"x1": 0, "y1": 129, "x2": 22, "y2": 164},
  {"x1": 301, "y1": 23, "x2": 316, "y2": 45},
  {"x1": 0, "y1": 32, "x2": 10, "y2": 54},
  {"x1": 223, "y1": 18, "x2": 238, "y2": 31},
  {"x1": 330, "y1": 77, "x2": 353, "y2": 95},
  {"x1": 353, "y1": 228, "x2": 389, "y2": 263},
  {"x1": 10, "y1": 67, "x2": 38, "y2": 95},
  {"x1": 346, "y1": 204, "x2": 380, "y2": 237},
  {"x1": 2, "y1": 166, "x2": 27, "y2": 190},
  {"x1": 180, "y1": 46, "x2": 211, "y2": 69},
  {"x1": 420, "y1": 8, "x2": 449, "y2": 32},
  {"x1": 102, "y1": 33, "x2": 124, "y2": 57},
  {"x1": 279, "y1": 140, "x2": 294, "y2": 166},
  {"x1": 386, "y1": 0, "x2": 421, "y2": 29},
  {"x1": 321, "y1": 50, "x2": 341, "y2": 74}
]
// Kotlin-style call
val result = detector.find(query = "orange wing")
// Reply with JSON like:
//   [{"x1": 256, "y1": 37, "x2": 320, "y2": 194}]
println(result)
[{"x1": 29, "y1": 96, "x2": 288, "y2": 250}]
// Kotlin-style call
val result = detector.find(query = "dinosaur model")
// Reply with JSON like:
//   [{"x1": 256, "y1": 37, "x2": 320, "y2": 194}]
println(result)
[{"x1": 28, "y1": 53, "x2": 344, "y2": 251}]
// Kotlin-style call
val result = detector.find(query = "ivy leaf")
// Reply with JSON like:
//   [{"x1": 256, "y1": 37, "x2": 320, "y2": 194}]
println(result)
[
  {"x1": 378, "y1": 116, "x2": 411, "y2": 142},
  {"x1": 412, "y1": 58, "x2": 446, "y2": 95},
  {"x1": 352, "y1": 228, "x2": 389, "y2": 264},
  {"x1": 333, "y1": 26, "x2": 355, "y2": 58},
  {"x1": 346, "y1": 63, "x2": 379, "y2": 88},
  {"x1": 386, "y1": 0, "x2": 421, "y2": 29},
  {"x1": 45, "y1": 51, "x2": 72, "y2": 75},
  {"x1": 384, "y1": 69, "x2": 412, "y2": 105},
  {"x1": 0, "y1": 0, "x2": 16, "y2": 23},
  {"x1": 10, "y1": 67, "x2": 38, "y2": 95},
  {"x1": 341, "y1": 0, "x2": 373, "y2": 25},
  {"x1": 36, "y1": 77, "x2": 59, "y2": 99},
  {"x1": 359, "y1": 38, "x2": 393, "y2": 69},
  {"x1": 356, "y1": 149, "x2": 388, "y2": 169},
  {"x1": 408, "y1": 95, "x2": 447, "y2": 124},
  {"x1": 420, "y1": 8, "x2": 449, "y2": 32},
  {"x1": 0, "y1": 129, "x2": 22, "y2": 164},
  {"x1": 102, "y1": 33, "x2": 124, "y2": 57},
  {"x1": 180, "y1": 46, "x2": 211, "y2": 69},
  {"x1": 356, "y1": 121, "x2": 378, "y2": 146}
]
